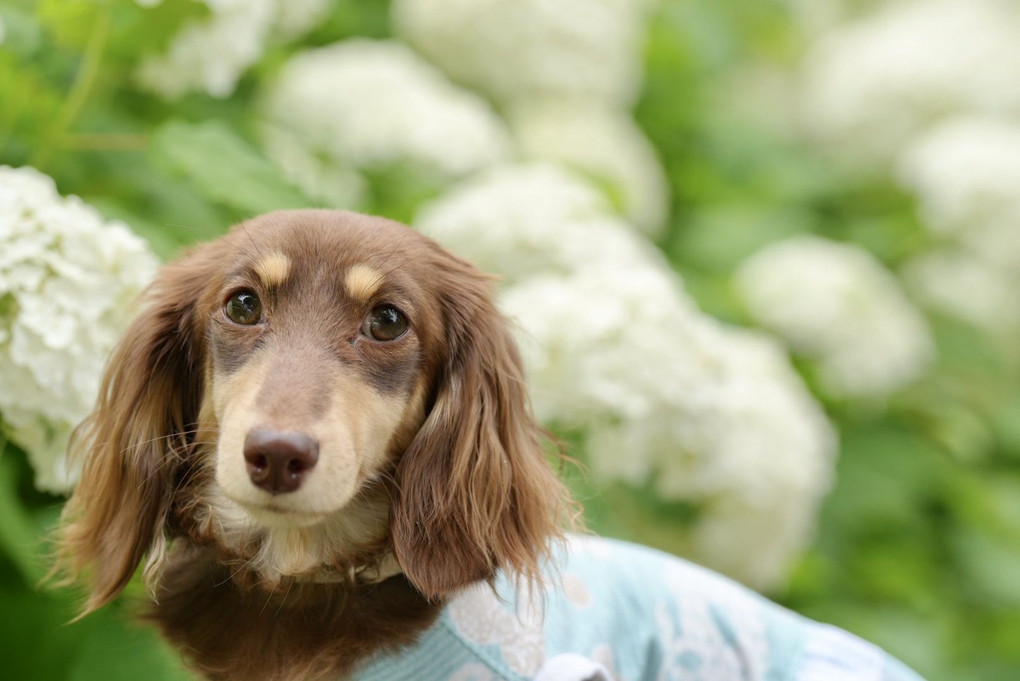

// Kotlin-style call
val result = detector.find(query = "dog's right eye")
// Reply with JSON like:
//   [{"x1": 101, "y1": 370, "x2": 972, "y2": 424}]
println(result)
[
  {"x1": 363, "y1": 304, "x2": 408, "y2": 341},
  {"x1": 225, "y1": 290, "x2": 262, "y2": 325}
]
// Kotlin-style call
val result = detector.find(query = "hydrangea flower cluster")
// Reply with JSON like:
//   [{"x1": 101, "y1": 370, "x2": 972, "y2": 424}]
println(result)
[
  {"x1": 253, "y1": 4, "x2": 667, "y2": 236},
  {"x1": 799, "y1": 0, "x2": 1020, "y2": 337},
  {"x1": 260, "y1": 40, "x2": 512, "y2": 203},
  {"x1": 418, "y1": 164, "x2": 836, "y2": 589},
  {"x1": 735, "y1": 236, "x2": 934, "y2": 399},
  {"x1": 414, "y1": 163, "x2": 660, "y2": 283},
  {"x1": 902, "y1": 252, "x2": 1019, "y2": 334},
  {"x1": 136, "y1": 0, "x2": 331, "y2": 99},
  {"x1": 0, "y1": 166, "x2": 159, "y2": 493},
  {"x1": 801, "y1": 0, "x2": 1020, "y2": 163},
  {"x1": 897, "y1": 118, "x2": 1020, "y2": 331},
  {"x1": 509, "y1": 100, "x2": 670, "y2": 235},
  {"x1": 390, "y1": 0, "x2": 668, "y2": 235},
  {"x1": 392, "y1": 0, "x2": 650, "y2": 107},
  {"x1": 898, "y1": 117, "x2": 1020, "y2": 270}
]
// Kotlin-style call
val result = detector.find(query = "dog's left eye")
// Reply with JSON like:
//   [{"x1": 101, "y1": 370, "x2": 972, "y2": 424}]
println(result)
[
  {"x1": 225, "y1": 290, "x2": 262, "y2": 325},
  {"x1": 363, "y1": 304, "x2": 408, "y2": 341}
]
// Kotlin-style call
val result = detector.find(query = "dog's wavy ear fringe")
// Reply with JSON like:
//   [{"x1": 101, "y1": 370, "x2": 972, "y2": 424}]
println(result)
[
  {"x1": 391, "y1": 251, "x2": 577, "y2": 600},
  {"x1": 52, "y1": 245, "x2": 217, "y2": 616}
]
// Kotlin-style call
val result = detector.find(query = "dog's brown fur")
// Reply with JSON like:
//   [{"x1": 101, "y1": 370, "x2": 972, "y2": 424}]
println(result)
[
  {"x1": 151, "y1": 546, "x2": 440, "y2": 681},
  {"x1": 54, "y1": 210, "x2": 575, "y2": 680}
]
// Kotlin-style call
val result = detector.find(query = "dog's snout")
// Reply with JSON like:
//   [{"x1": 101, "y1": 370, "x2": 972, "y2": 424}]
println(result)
[{"x1": 243, "y1": 429, "x2": 319, "y2": 495}]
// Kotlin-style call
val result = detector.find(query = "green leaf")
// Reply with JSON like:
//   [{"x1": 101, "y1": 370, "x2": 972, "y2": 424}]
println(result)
[
  {"x1": 993, "y1": 394, "x2": 1020, "y2": 460},
  {"x1": 668, "y1": 203, "x2": 812, "y2": 273},
  {"x1": 0, "y1": 453, "x2": 45, "y2": 584},
  {"x1": 952, "y1": 528, "x2": 1020, "y2": 609},
  {"x1": 361, "y1": 162, "x2": 447, "y2": 225},
  {"x1": 150, "y1": 120, "x2": 311, "y2": 217},
  {"x1": 70, "y1": 608, "x2": 195, "y2": 681},
  {"x1": 105, "y1": 0, "x2": 210, "y2": 63},
  {"x1": 838, "y1": 605, "x2": 946, "y2": 681},
  {"x1": 820, "y1": 425, "x2": 939, "y2": 535},
  {"x1": 0, "y1": 49, "x2": 64, "y2": 163},
  {"x1": 0, "y1": 582, "x2": 87, "y2": 681},
  {"x1": 0, "y1": 581, "x2": 195, "y2": 681},
  {"x1": 37, "y1": 0, "x2": 205, "y2": 58},
  {"x1": 305, "y1": 0, "x2": 393, "y2": 43},
  {"x1": 35, "y1": 0, "x2": 103, "y2": 51}
]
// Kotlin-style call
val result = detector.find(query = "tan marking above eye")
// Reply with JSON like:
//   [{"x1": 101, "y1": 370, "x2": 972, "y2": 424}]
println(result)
[
  {"x1": 254, "y1": 252, "x2": 292, "y2": 289},
  {"x1": 345, "y1": 264, "x2": 384, "y2": 302}
]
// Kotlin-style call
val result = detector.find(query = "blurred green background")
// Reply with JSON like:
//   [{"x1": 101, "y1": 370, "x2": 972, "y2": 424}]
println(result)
[{"x1": 1, "y1": 1, "x2": 1018, "y2": 679}]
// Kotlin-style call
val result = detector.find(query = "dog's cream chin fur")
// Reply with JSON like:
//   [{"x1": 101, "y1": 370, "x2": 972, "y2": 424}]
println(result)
[{"x1": 195, "y1": 482, "x2": 392, "y2": 585}]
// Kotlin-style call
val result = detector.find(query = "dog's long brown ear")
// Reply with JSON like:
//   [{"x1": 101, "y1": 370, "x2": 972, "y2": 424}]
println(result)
[
  {"x1": 54, "y1": 245, "x2": 217, "y2": 615},
  {"x1": 392, "y1": 254, "x2": 574, "y2": 599}
]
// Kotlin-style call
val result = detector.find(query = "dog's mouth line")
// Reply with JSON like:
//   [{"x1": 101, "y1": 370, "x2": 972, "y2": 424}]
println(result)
[
  {"x1": 263, "y1": 504, "x2": 326, "y2": 515},
  {"x1": 228, "y1": 498, "x2": 336, "y2": 526}
]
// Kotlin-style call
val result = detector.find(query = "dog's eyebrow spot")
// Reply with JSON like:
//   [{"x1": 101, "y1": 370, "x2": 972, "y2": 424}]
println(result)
[
  {"x1": 345, "y1": 264, "x2": 385, "y2": 301},
  {"x1": 254, "y1": 252, "x2": 292, "y2": 289}
]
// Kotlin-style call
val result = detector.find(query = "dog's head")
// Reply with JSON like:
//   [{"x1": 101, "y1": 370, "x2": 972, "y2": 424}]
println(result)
[{"x1": 57, "y1": 210, "x2": 571, "y2": 613}]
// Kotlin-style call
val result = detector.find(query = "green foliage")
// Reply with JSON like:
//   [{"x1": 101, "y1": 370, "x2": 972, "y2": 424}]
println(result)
[
  {"x1": 37, "y1": 0, "x2": 205, "y2": 60},
  {"x1": 150, "y1": 119, "x2": 311, "y2": 217},
  {"x1": 0, "y1": 452, "x2": 46, "y2": 584},
  {"x1": 1, "y1": 0, "x2": 1017, "y2": 679}
]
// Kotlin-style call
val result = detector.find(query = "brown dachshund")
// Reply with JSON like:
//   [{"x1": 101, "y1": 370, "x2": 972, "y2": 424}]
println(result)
[{"x1": 56, "y1": 210, "x2": 574, "y2": 680}]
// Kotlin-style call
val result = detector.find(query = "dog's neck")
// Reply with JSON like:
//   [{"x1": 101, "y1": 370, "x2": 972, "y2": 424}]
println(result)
[
  {"x1": 299, "y1": 551, "x2": 404, "y2": 586},
  {"x1": 151, "y1": 543, "x2": 442, "y2": 681}
]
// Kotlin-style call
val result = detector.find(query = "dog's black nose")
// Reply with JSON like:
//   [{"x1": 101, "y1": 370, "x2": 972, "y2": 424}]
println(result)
[{"x1": 243, "y1": 429, "x2": 319, "y2": 495}]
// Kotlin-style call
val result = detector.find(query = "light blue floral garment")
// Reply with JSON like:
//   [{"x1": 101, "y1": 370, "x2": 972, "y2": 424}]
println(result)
[{"x1": 353, "y1": 536, "x2": 925, "y2": 681}]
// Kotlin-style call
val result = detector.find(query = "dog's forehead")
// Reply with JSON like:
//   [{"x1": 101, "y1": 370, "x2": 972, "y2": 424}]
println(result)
[
  {"x1": 227, "y1": 210, "x2": 430, "y2": 290},
  {"x1": 234, "y1": 209, "x2": 422, "y2": 261}
]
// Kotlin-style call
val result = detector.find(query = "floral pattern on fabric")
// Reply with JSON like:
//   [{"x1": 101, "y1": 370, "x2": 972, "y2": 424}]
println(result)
[
  {"x1": 655, "y1": 561, "x2": 769, "y2": 680},
  {"x1": 448, "y1": 583, "x2": 545, "y2": 676}
]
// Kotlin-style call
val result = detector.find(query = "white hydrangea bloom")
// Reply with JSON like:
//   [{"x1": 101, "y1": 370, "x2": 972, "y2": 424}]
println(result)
[
  {"x1": 800, "y1": 0, "x2": 1020, "y2": 162},
  {"x1": 903, "y1": 251, "x2": 1020, "y2": 334},
  {"x1": 137, "y1": 0, "x2": 275, "y2": 99},
  {"x1": 664, "y1": 326, "x2": 834, "y2": 587},
  {"x1": 136, "y1": 0, "x2": 331, "y2": 99},
  {"x1": 0, "y1": 166, "x2": 159, "y2": 493},
  {"x1": 735, "y1": 235, "x2": 934, "y2": 398},
  {"x1": 500, "y1": 264, "x2": 705, "y2": 428},
  {"x1": 415, "y1": 164, "x2": 661, "y2": 282},
  {"x1": 504, "y1": 273, "x2": 834, "y2": 590},
  {"x1": 392, "y1": 0, "x2": 650, "y2": 106},
  {"x1": 417, "y1": 164, "x2": 835, "y2": 589},
  {"x1": 897, "y1": 116, "x2": 1020, "y2": 270},
  {"x1": 895, "y1": 117, "x2": 1020, "y2": 334},
  {"x1": 509, "y1": 100, "x2": 670, "y2": 235},
  {"x1": 262, "y1": 40, "x2": 511, "y2": 180}
]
